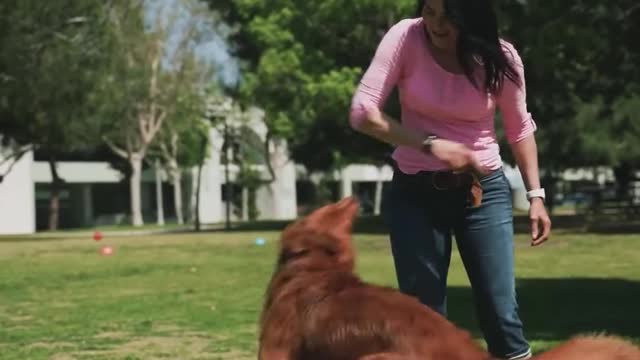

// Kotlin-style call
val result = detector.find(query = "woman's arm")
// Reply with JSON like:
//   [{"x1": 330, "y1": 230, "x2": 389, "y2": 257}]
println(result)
[
  {"x1": 511, "y1": 135, "x2": 541, "y2": 192},
  {"x1": 349, "y1": 20, "x2": 417, "y2": 147},
  {"x1": 498, "y1": 41, "x2": 551, "y2": 245},
  {"x1": 353, "y1": 107, "x2": 425, "y2": 150}
]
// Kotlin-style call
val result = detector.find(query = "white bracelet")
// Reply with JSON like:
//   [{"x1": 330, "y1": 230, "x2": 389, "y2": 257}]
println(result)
[{"x1": 526, "y1": 188, "x2": 546, "y2": 201}]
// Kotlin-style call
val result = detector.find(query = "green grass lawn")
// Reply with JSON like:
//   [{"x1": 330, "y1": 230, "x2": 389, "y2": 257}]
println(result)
[{"x1": 1, "y1": 230, "x2": 639, "y2": 359}]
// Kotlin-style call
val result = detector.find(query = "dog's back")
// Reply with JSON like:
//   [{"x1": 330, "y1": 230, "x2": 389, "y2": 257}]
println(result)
[{"x1": 533, "y1": 335, "x2": 640, "y2": 360}]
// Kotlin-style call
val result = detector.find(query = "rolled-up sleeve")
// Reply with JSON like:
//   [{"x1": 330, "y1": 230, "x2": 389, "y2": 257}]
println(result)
[
  {"x1": 497, "y1": 41, "x2": 537, "y2": 144},
  {"x1": 349, "y1": 20, "x2": 410, "y2": 128}
]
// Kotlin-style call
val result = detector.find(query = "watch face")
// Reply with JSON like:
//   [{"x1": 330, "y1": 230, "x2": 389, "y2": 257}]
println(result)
[{"x1": 423, "y1": 136, "x2": 436, "y2": 146}]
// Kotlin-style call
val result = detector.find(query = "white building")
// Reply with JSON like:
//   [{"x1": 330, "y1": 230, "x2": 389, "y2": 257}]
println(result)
[
  {"x1": 0, "y1": 149, "x2": 36, "y2": 235},
  {"x1": 0, "y1": 124, "x2": 300, "y2": 234}
]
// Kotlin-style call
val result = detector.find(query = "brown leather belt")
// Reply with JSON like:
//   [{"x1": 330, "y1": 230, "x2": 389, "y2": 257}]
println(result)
[{"x1": 389, "y1": 159, "x2": 486, "y2": 207}]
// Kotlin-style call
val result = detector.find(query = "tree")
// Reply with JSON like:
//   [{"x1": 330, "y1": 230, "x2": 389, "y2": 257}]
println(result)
[
  {"x1": 493, "y1": 0, "x2": 640, "y2": 171},
  {"x1": 204, "y1": 0, "x2": 413, "y2": 173},
  {"x1": 232, "y1": 125, "x2": 267, "y2": 221},
  {"x1": 98, "y1": 0, "x2": 164, "y2": 226},
  {"x1": 99, "y1": 0, "x2": 218, "y2": 226},
  {"x1": 152, "y1": 8, "x2": 216, "y2": 225},
  {"x1": 155, "y1": 95, "x2": 210, "y2": 225},
  {"x1": 0, "y1": 1, "x2": 114, "y2": 230}
]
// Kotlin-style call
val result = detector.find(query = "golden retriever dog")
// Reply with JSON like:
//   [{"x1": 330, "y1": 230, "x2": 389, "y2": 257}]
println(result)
[{"x1": 258, "y1": 197, "x2": 640, "y2": 360}]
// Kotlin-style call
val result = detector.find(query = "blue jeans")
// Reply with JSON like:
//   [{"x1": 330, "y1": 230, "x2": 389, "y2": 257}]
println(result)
[{"x1": 384, "y1": 167, "x2": 531, "y2": 359}]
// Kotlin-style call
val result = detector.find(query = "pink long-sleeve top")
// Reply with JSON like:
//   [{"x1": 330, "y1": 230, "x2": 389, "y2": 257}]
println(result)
[{"x1": 349, "y1": 18, "x2": 537, "y2": 174}]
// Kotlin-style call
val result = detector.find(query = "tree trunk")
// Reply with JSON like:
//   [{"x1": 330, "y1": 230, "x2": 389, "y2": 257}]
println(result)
[
  {"x1": 194, "y1": 135, "x2": 207, "y2": 231},
  {"x1": 155, "y1": 159, "x2": 165, "y2": 226},
  {"x1": 242, "y1": 186, "x2": 249, "y2": 221},
  {"x1": 48, "y1": 157, "x2": 62, "y2": 231},
  {"x1": 130, "y1": 154, "x2": 144, "y2": 226},
  {"x1": 188, "y1": 167, "x2": 198, "y2": 224},
  {"x1": 613, "y1": 162, "x2": 632, "y2": 200},
  {"x1": 194, "y1": 164, "x2": 203, "y2": 231},
  {"x1": 169, "y1": 163, "x2": 184, "y2": 225},
  {"x1": 541, "y1": 170, "x2": 557, "y2": 215}
]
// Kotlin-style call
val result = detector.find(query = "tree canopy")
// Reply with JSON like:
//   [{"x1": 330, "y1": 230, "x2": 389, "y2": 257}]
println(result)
[
  {"x1": 0, "y1": 1, "x2": 113, "y2": 159},
  {"x1": 495, "y1": 0, "x2": 640, "y2": 169},
  {"x1": 206, "y1": 0, "x2": 640, "y2": 172}
]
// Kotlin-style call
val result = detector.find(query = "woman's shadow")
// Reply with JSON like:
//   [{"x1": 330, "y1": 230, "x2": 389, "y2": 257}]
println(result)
[{"x1": 446, "y1": 278, "x2": 640, "y2": 342}]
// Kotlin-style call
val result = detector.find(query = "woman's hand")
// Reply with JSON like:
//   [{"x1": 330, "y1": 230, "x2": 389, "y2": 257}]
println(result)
[
  {"x1": 529, "y1": 198, "x2": 551, "y2": 246},
  {"x1": 430, "y1": 139, "x2": 489, "y2": 175}
]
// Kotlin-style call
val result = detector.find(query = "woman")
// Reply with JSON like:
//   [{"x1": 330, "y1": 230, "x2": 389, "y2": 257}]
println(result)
[{"x1": 349, "y1": 0, "x2": 551, "y2": 359}]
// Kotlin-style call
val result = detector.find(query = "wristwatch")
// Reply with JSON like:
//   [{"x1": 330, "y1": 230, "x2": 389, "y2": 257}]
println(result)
[
  {"x1": 421, "y1": 135, "x2": 438, "y2": 154},
  {"x1": 526, "y1": 188, "x2": 546, "y2": 202}
]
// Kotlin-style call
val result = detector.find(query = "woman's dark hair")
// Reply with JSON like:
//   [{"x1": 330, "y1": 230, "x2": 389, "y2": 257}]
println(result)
[{"x1": 415, "y1": 0, "x2": 520, "y2": 94}]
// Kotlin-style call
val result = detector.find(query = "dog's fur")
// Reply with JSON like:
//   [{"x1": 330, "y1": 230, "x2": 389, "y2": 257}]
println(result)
[
  {"x1": 532, "y1": 335, "x2": 640, "y2": 360},
  {"x1": 258, "y1": 197, "x2": 640, "y2": 360}
]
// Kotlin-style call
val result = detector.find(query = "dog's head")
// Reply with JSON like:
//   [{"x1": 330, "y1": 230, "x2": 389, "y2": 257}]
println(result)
[{"x1": 277, "y1": 196, "x2": 360, "y2": 272}]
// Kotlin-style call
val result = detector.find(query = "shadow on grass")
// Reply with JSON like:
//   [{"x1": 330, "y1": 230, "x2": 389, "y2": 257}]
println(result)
[{"x1": 444, "y1": 278, "x2": 640, "y2": 342}]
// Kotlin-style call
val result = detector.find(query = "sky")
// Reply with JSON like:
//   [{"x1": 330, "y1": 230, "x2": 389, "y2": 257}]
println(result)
[
  {"x1": 196, "y1": 28, "x2": 240, "y2": 87},
  {"x1": 146, "y1": 0, "x2": 240, "y2": 87}
]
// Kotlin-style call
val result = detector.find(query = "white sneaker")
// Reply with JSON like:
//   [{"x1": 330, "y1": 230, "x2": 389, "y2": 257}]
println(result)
[{"x1": 506, "y1": 348, "x2": 532, "y2": 360}]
